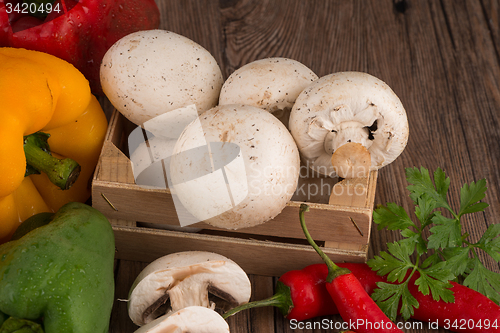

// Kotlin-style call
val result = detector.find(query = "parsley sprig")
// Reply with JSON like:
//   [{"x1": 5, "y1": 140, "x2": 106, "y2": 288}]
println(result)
[{"x1": 367, "y1": 167, "x2": 500, "y2": 321}]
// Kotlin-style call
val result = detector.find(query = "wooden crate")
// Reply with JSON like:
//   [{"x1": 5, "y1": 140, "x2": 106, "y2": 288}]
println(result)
[{"x1": 92, "y1": 110, "x2": 378, "y2": 277}]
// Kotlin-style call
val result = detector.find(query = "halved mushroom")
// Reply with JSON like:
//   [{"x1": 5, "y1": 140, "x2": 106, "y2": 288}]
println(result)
[
  {"x1": 218, "y1": 57, "x2": 318, "y2": 127},
  {"x1": 289, "y1": 71, "x2": 409, "y2": 177},
  {"x1": 134, "y1": 306, "x2": 229, "y2": 333},
  {"x1": 128, "y1": 251, "x2": 251, "y2": 326},
  {"x1": 101, "y1": 29, "x2": 223, "y2": 126},
  {"x1": 169, "y1": 104, "x2": 300, "y2": 229}
]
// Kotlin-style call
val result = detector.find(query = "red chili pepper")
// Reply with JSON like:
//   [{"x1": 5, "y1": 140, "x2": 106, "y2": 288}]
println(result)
[
  {"x1": 224, "y1": 208, "x2": 500, "y2": 333},
  {"x1": 407, "y1": 273, "x2": 500, "y2": 333},
  {"x1": 0, "y1": 0, "x2": 160, "y2": 94},
  {"x1": 222, "y1": 262, "x2": 384, "y2": 322},
  {"x1": 222, "y1": 263, "x2": 337, "y2": 321},
  {"x1": 299, "y1": 204, "x2": 403, "y2": 333},
  {"x1": 225, "y1": 261, "x2": 500, "y2": 333}
]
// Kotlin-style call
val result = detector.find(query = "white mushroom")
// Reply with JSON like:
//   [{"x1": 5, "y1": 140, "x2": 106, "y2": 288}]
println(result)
[
  {"x1": 134, "y1": 306, "x2": 229, "y2": 333},
  {"x1": 101, "y1": 29, "x2": 223, "y2": 126},
  {"x1": 169, "y1": 104, "x2": 300, "y2": 229},
  {"x1": 289, "y1": 71, "x2": 409, "y2": 177},
  {"x1": 218, "y1": 57, "x2": 318, "y2": 127},
  {"x1": 128, "y1": 251, "x2": 251, "y2": 326}
]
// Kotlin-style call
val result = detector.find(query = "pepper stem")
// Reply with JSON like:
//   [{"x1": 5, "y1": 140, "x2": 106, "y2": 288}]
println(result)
[
  {"x1": 222, "y1": 281, "x2": 293, "y2": 319},
  {"x1": 0, "y1": 317, "x2": 44, "y2": 333},
  {"x1": 299, "y1": 204, "x2": 350, "y2": 283},
  {"x1": 24, "y1": 132, "x2": 81, "y2": 190}
]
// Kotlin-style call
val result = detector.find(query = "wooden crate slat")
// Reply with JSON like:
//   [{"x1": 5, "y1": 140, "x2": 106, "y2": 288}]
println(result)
[
  {"x1": 112, "y1": 223, "x2": 367, "y2": 277},
  {"x1": 93, "y1": 180, "x2": 371, "y2": 244}
]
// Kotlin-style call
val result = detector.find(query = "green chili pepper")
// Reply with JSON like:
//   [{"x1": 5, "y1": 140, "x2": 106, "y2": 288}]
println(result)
[{"x1": 0, "y1": 202, "x2": 115, "y2": 333}]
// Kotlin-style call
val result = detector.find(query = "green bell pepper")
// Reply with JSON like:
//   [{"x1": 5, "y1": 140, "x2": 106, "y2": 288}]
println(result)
[{"x1": 0, "y1": 202, "x2": 115, "y2": 333}]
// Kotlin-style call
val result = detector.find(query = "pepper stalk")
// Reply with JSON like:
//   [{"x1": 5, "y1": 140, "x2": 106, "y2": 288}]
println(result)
[
  {"x1": 299, "y1": 204, "x2": 350, "y2": 282},
  {"x1": 222, "y1": 281, "x2": 293, "y2": 319},
  {"x1": 0, "y1": 316, "x2": 44, "y2": 333},
  {"x1": 24, "y1": 132, "x2": 80, "y2": 190}
]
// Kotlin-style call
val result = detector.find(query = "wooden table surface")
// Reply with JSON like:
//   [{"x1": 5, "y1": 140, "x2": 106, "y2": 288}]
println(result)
[{"x1": 107, "y1": 0, "x2": 500, "y2": 332}]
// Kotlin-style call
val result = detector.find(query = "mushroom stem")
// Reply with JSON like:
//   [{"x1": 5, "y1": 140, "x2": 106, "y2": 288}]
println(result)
[
  {"x1": 330, "y1": 142, "x2": 371, "y2": 179},
  {"x1": 168, "y1": 281, "x2": 211, "y2": 313}
]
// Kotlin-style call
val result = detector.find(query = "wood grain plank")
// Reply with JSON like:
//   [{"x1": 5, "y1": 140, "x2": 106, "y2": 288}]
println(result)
[
  {"x1": 106, "y1": 1, "x2": 500, "y2": 332},
  {"x1": 110, "y1": 260, "x2": 148, "y2": 332},
  {"x1": 112, "y1": 225, "x2": 367, "y2": 277}
]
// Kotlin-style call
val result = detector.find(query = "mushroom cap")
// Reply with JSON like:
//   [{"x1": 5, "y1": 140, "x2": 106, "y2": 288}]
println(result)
[
  {"x1": 289, "y1": 71, "x2": 409, "y2": 177},
  {"x1": 128, "y1": 251, "x2": 251, "y2": 326},
  {"x1": 219, "y1": 57, "x2": 318, "y2": 113},
  {"x1": 169, "y1": 104, "x2": 300, "y2": 229},
  {"x1": 100, "y1": 29, "x2": 223, "y2": 126},
  {"x1": 134, "y1": 306, "x2": 229, "y2": 333}
]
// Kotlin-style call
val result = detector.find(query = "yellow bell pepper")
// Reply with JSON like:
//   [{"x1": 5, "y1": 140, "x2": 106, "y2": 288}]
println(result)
[{"x1": 0, "y1": 47, "x2": 108, "y2": 243}]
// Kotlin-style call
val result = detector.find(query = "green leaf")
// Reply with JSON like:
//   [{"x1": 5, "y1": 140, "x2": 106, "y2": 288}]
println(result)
[
  {"x1": 427, "y1": 213, "x2": 462, "y2": 249},
  {"x1": 475, "y1": 224, "x2": 500, "y2": 261},
  {"x1": 387, "y1": 241, "x2": 415, "y2": 263},
  {"x1": 373, "y1": 203, "x2": 415, "y2": 231},
  {"x1": 413, "y1": 194, "x2": 439, "y2": 228},
  {"x1": 463, "y1": 257, "x2": 500, "y2": 304},
  {"x1": 371, "y1": 281, "x2": 419, "y2": 321},
  {"x1": 433, "y1": 168, "x2": 451, "y2": 199},
  {"x1": 415, "y1": 263, "x2": 455, "y2": 303},
  {"x1": 406, "y1": 167, "x2": 452, "y2": 213},
  {"x1": 441, "y1": 246, "x2": 472, "y2": 277},
  {"x1": 400, "y1": 229, "x2": 427, "y2": 256},
  {"x1": 459, "y1": 179, "x2": 488, "y2": 217},
  {"x1": 460, "y1": 202, "x2": 489, "y2": 216},
  {"x1": 420, "y1": 252, "x2": 442, "y2": 269},
  {"x1": 368, "y1": 252, "x2": 410, "y2": 283},
  {"x1": 422, "y1": 261, "x2": 456, "y2": 283},
  {"x1": 368, "y1": 242, "x2": 415, "y2": 283},
  {"x1": 399, "y1": 286, "x2": 420, "y2": 320},
  {"x1": 415, "y1": 274, "x2": 455, "y2": 303}
]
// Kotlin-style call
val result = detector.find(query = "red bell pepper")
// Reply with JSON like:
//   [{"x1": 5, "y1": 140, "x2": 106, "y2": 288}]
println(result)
[{"x1": 0, "y1": 0, "x2": 160, "y2": 94}]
